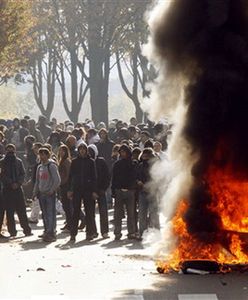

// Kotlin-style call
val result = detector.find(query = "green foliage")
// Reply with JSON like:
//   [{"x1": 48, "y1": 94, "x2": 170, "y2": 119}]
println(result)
[{"x1": 0, "y1": 0, "x2": 37, "y2": 78}]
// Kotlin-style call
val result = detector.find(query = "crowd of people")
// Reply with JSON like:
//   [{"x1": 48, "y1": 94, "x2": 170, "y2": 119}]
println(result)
[{"x1": 0, "y1": 115, "x2": 171, "y2": 243}]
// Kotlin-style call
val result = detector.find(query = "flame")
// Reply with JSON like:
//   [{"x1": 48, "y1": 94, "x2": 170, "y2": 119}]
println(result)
[{"x1": 157, "y1": 142, "x2": 248, "y2": 273}]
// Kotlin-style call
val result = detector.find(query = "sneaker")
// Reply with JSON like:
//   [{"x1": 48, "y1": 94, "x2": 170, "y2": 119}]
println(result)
[
  {"x1": 102, "y1": 233, "x2": 110, "y2": 239},
  {"x1": 127, "y1": 233, "x2": 136, "y2": 240},
  {"x1": 86, "y1": 235, "x2": 94, "y2": 241},
  {"x1": 24, "y1": 232, "x2": 33, "y2": 237},
  {"x1": 61, "y1": 225, "x2": 70, "y2": 231},
  {"x1": 43, "y1": 234, "x2": 56, "y2": 243},
  {"x1": 114, "y1": 234, "x2": 122, "y2": 241},
  {"x1": 93, "y1": 233, "x2": 99, "y2": 239},
  {"x1": 0, "y1": 233, "x2": 9, "y2": 239},
  {"x1": 78, "y1": 221, "x2": 85, "y2": 230},
  {"x1": 136, "y1": 235, "x2": 143, "y2": 241},
  {"x1": 70, "y1": 236, "x2": 76, "y2": 242},
  {"x1": 28, "y1": 219, "x2": 38, "y2": 224}
]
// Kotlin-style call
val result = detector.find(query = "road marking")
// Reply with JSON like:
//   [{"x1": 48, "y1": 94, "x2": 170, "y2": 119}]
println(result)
[
  {"x1": 107, "y1": 289, "x2": 144, "y2": 299},
  {"x1": 178, "y1": 294, "x2": 218, "y2": 300}
]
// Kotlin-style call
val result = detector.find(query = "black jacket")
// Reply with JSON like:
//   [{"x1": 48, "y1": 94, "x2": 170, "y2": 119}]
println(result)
[
  {"x1": 0, "y1": 154, "x2": 25, "y2": 188},
  {"x1": 95, "y1": 157, "x2": 111, "y2": 191},
  {"x1": 111, "y1": 158, "x2": 137, "y2": 193},
  {"x1": 96, "y1": 140, "x2": 114, "y2": 172},
  {"x1": 137, "y1": 160, "x2": 151, "y2": 185},
  {"x1": 68, "y1": 155, "x2": 97, "y2": 193}
]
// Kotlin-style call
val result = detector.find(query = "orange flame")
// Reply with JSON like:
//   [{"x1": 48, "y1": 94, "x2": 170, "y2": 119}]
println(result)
[{"x1": 157, "y1": 143, "x2": 248, "y2": 272}]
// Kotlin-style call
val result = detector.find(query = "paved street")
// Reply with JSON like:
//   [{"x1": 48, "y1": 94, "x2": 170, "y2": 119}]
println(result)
[{"x1": 1, "y1": 209, "x2": 248, "y2": 300}]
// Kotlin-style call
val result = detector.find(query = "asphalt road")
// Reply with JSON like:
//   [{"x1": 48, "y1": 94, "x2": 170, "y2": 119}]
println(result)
[{"x1": 0, "y1": 209, "x2": 247, "y2": 300}]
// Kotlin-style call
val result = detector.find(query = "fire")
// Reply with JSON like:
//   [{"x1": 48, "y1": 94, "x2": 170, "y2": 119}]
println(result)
[
  {"x1": 157, "y1": 144, "x2": 248, "y2": 272},
  {"x1": 207, "y1": 164, "x2": 248, "y2": 234}
]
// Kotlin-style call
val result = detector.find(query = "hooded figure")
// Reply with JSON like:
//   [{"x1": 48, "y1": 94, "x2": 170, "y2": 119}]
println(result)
[
  {"x1": 88, "y1": 144, "x2": 110, "y2": 238},
  {"x1": 111, "y1": 144, "x2": 137, "y2": 240},
  {"x1": 67, "y1": 141, "x2": 97, "y2": 242}
]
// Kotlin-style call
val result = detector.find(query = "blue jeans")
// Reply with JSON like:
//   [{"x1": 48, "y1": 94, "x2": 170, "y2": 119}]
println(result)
[
  {"x1": 138, "y1": 191, "x2": 160, "y2": 236},
  {"x1": 39, "y1": 193, "x2": 56, "y2": 236}
]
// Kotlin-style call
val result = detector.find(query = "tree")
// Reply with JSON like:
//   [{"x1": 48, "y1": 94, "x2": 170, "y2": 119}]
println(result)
[
  {"x1": 84, "y1": 0, "x2": 151, "y2": 125},
  {"x1": 0, "y1": 0, "x2": 36, "y2": 82},
  {"x1": 115, "y1": 0, "x2": 154, "y2": 122},
  {"x1": 28, "y1": 1, "x2": 58, "y2": 120},
  {"x1": 51, "y1": 0, "x2": 89, "y2": 123}
]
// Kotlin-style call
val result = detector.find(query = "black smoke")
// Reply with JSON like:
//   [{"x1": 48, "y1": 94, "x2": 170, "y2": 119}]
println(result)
[{"x1": 153, "y1": 0, "x2": 248, "y2": 243}]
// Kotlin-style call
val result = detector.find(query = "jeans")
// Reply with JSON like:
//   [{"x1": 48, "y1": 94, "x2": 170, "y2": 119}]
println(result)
[
  {"x1": 97, "y1": 190, "x2": 109, "y2": 235},
  {"x1": 138, "y1": 191, "x2": 160, "y2": 236},
  {"x1": 71, "y1": 190, "x2": 96, "y2": 238},
  {"x1": 105, "y1": 185, "x2": 112, "y2": 208},
  {"x1": 114, "y1": 189, "x2": 135, "y2": 236},
  {"x1": 38, "y1": 193, "x2": 56, "y2": 236},
  {"x1": 60, "y1": 184, "x2": 73, "y2": 229}
]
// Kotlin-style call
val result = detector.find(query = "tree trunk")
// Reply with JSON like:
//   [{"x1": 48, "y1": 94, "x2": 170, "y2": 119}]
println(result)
[
  {"x1": 31, "y1": 50, "x2": 56, "y2": 121},
  {"x1": 70, "y1": 49, "x2": 79, "y2": 124},
  {"x1": 88, "y1": 45, "x2": 110, "y2": 126},
  {"x1": 88, "y1": 1, "x2": 110, "y2": 126}
]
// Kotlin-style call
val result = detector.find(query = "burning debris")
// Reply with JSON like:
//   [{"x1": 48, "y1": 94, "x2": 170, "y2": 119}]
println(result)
[{"x1": 146, "y1": 0, "x2": 248, "y2": 272}]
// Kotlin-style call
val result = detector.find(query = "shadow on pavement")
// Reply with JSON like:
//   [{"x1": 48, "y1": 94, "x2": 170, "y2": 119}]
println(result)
[{"x1": 20, "y1": 239, "x2": 50, "y2": 250}]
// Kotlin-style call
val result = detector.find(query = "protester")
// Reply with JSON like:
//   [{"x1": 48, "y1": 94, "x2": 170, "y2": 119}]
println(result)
[
  {"x1": 88, "y1": 144, "x2": 111, "y2": 238},
  {"x1": 33, "y1": 148, "x2": 61, "y2": 242},
  {"x1": 137, "y1": 148, "x2": 160, "y2": 239},
  {"x1": 139, "y1": 131, "x2": 151, "y2": 150},
  {"x1": 37, "y1": 115, "x2": 52, "y2": 141},
  {"x1": 68, "y1": 142, "x2": 97, "y2": 242},
  {"x1": 0, "y1": 115, "x2": 167, "y2": 245},
  {"x1": 111, "y1": 144, "x2": 137, "y2": 240},
  {"x1": 28, "y1": 142, "x2": 43, "y2": 224},
  {"x1": 58, "y1": 144, "x2": 72, "y2": 231},
  {"x1": 0, "y1": 144, "x2": 32, "y2": 237},
  {"x1": 28, "y1": 119, "x2": 44, "y2": 143},
  {"x1": 96, "y1": 128, "x2": 114, "y2": 172}
]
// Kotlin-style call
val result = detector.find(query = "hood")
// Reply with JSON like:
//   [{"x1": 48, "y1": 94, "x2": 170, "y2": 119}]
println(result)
[{"x1": 88, "y1": 144, "x2": 98, "y2": 159}]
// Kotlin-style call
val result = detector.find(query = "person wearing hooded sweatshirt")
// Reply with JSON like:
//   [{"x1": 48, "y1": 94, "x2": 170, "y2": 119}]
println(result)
[
  {"x1": 67, "y1": 142, "x2": 97, "y2": 242},
  {"x1": 33, "y1": 148, "x2": 61, "y2": 242},
  {"x1": 88, "y1": 144, "x2": 110, "y2": 238},
  {"x1": 137, "y1": 148, "x2": 160, "y2": 240},
  {"x1": 0, "y1": 144, "x2": 32, "y2": 237},
  {"x1": 111, "y1": 144, "x2": 137, "y2": 240}
]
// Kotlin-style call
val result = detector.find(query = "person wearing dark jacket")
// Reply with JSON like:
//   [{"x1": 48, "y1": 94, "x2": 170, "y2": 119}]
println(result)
[
  {"x1": 96, "y1": 128, "x2": 114, "y2": 172},
  {"x1": 96, "y1": 129, "x2": 115, "y2": 208},
  {"x1": 68, "y1": 142, "x2": 97, "y2": 242},
  {"x1": 137, "y1": 148, "x2": 160, "y2": 239},
  {"x1": 37, "y1": 115, "x2": 52, "y2": 142},
  {"x1": 58, "y1": 144, "x2": 73, "y2": 231},
  {"x1": 28, "y1": 142, "x2": 43, "y2": 224},
  {"x1": 111, "y1": 144, "x2": 137, "y2": 240},
  {"x1": 88, "y1": 144, "x2": 111, "y2": 238},
  {"x1": 0, "y1": 153, "x2": 7, "y2": 238},
  {"x1": 0, "y1": 144, "x2": 32, "y2": 237}
]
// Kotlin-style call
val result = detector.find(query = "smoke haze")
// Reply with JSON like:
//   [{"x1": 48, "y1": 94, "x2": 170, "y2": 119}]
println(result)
[{"x1": 145, "y1": 0, "x2": 248, "y2": 256}]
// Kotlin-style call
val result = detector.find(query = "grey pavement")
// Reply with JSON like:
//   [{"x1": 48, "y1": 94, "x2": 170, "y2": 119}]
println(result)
[{"x1": 0, "y1": 209, "x2": 247, "y2": 300}]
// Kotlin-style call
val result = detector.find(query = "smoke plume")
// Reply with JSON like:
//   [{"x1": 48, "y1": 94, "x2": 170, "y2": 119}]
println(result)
[{"x1": 145, "y1": 0, "x2": 248, "y2": 252}]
